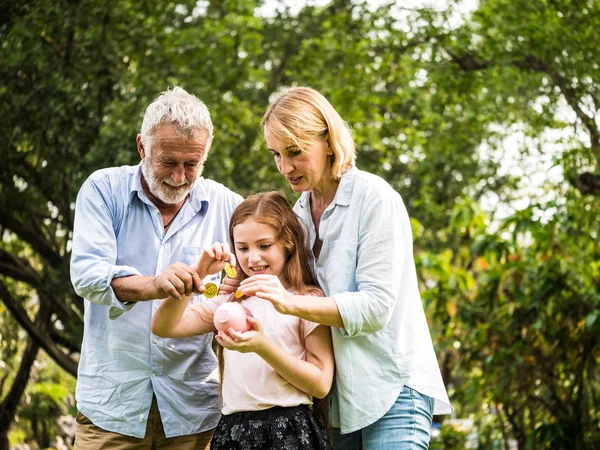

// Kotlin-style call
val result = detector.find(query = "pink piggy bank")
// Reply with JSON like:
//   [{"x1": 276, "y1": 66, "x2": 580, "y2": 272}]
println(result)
[{"x1": 213, "y1": 302, "x2": 252, "y2": 333}]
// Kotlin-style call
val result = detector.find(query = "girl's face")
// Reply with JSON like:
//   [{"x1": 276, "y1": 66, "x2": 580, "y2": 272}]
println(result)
[{"x1": 233, "y1": 219, "x2": 287, "y2": 283}]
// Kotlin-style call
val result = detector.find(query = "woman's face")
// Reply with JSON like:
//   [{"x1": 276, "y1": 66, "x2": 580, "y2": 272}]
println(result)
[{"x1": 264, "y1": 127, "x2": 332, "y2": 194}]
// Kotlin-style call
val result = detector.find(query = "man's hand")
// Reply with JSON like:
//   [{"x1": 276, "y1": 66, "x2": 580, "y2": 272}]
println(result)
[{"x1": 153, "y1": 262, "x2": 204, "y2": 299}]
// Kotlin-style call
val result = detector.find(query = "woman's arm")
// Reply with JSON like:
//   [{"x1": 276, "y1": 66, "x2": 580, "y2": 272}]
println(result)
[
  {"x1": 238, "y1": 276, "x2": 344, "y2": 328},
  {"x1": 242, "y1": 187, "x2": 408, "y2": 336},
  {"x1": 286, "y1": 295, "x2": 342, "y2": 329},
  {"x1": 217, "y1": 320, "x2": 334, "y2": 398}
]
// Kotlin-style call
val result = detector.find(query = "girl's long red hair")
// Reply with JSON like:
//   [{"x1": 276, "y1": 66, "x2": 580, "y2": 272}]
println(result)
[
  {"x1": 228, "y1": 191, "x2": 320, "y2": 295},
  {"x1": 218, "y1": 191, "x2": 330, "y2": 431}
]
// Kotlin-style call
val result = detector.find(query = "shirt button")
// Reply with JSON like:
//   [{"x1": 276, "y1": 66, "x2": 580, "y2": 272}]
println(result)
[
  {"x1": 139, "y1": 415, "x2": 144, "y2": 422},
  {"x1": 153, "y1": 338, "x2": 158, "y2": 344},
  {"x1": 151, "y1": 372, "x2": 156, "y2": 377}
]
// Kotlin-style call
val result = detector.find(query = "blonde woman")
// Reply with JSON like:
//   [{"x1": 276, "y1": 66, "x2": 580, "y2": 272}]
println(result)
[{"x1": 238, "y1": 87, "x2": 453, "y2": 449}]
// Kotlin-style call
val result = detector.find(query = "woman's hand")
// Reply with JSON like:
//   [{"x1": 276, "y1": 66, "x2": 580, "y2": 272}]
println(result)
[
  {"x1": 239, "y1": 275, "x2": 295, "y2": 315},
  {"x1": 215, "y1": 316, "x2": 268, "y2": 354},
  {"x1": 196, "y1": 242, "x2": 236, "y2": 280}
]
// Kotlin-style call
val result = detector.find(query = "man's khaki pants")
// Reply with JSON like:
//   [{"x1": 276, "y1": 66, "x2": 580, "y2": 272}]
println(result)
[{"x1": 74, "y1": 396, "x2": 215, "y2": 450}]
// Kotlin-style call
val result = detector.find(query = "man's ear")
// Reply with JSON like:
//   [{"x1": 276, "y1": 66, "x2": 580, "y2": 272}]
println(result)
[{"x1": 136, "y1": 134, "x2": 146, "y2": 160}]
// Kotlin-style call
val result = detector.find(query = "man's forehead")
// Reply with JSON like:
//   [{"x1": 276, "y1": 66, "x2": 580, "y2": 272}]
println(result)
[
  {"x1": 151, "y1": 124, "x2": 209, "y2": 156},
  {"x1": 153, "y1": 123, "x2": 209, "y2": 142}
]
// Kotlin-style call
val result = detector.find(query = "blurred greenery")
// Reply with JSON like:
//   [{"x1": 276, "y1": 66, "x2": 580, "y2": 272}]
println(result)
[
  {"x1": 1, "y1": 0, "x2": 598, "y2": 448},
  {"x1": 430, "y1": 422, "x2": 470, "y2": 450}
]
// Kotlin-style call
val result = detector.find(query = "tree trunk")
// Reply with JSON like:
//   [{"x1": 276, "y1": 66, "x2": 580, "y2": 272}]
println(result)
[
  {"x1": 0, "y1": 428, "x2": 8, "y2": 450},
  {"x1": 0, "y1": 338, "x2": 41, "y2": 450},
  {"x1": 0, "y1": 302, "x2": 51, "y2": 449},
  {"x1": 40, "y1": 417, "x2": 50, "y2": 449}
]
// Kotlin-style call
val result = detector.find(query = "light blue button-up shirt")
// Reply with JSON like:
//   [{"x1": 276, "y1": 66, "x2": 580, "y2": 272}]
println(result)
[
  {"x1": 70, "y1": 164, "x2": 242, "y2": 438},
  {"x1": 294, "y1": 165, "x2": 452, "y2": 434}
]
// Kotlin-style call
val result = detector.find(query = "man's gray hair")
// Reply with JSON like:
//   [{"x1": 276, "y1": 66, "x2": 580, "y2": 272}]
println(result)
[{"x1": 140, "y1": 86, "x2": 213, "y2": 156}]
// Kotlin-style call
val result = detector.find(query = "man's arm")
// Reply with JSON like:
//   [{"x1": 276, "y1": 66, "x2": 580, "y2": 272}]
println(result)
[
  {"x1": 111, "y1": 262, "x2": 204, "y2": 302},
  {"x1": 70, "y1": 175, "x2": 143, "y2": 308},
  {"x1": 111, "y1": 276, "x2": 158, "y2": 302},
  {"x1": 71, "y1": 174, "x2": 206, "y2": 309}
]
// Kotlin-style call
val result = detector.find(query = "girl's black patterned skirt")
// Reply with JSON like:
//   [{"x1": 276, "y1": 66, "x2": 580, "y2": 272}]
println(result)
[{"x1": 210, "y1": 404, "x2": 332, "y2": 450}]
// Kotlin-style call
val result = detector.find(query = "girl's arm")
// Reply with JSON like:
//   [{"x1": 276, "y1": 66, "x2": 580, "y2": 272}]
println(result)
[
  {"x1": 151, "y1": 294, "x2": 217, "y2": 338},
  {"x1": 217, "y1": 320, "x2": 334, "y2": 398},
  {"x1": 151, "y1": 242, "x2": 235, "y2": 338}
]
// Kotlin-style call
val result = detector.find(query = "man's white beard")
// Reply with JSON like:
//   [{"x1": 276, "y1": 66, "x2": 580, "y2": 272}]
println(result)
[{"x1": 141, "y1": 158, "x2": 199, "y2": 204}]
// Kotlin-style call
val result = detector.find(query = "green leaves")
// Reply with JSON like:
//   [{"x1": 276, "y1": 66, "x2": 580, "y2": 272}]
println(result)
[{"x1": 1, "y1": 0, "x2": 599, "y2": 447}]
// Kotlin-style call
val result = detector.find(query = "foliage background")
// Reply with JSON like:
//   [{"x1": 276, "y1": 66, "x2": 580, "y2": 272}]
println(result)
[{"x1": 1, "y1": 0, "x2": 598, "y2": 448}]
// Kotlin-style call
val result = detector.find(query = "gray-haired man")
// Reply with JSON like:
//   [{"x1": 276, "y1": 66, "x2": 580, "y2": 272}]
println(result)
[{"x1": 70, "y1": 87, "x2": 242, "y2": 449}]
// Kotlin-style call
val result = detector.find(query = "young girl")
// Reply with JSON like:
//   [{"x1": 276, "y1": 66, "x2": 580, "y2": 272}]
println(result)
[{"x1": 151, "y1": 191, "x2": 334, "y2": 450}]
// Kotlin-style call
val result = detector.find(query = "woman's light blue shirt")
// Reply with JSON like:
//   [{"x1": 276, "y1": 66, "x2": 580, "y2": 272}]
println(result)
[{"x1": 294, "y1": 165, "x2": 452, "y2": 434}]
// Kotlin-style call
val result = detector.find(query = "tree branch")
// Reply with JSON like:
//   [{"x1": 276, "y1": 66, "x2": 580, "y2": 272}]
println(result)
[
  {"x1": 0, "y1": 203, "x2": 63, "y2": 267},
  {"x1": 444, "y1": 47, "x2": 491, "y2": 70},
  {"x1": 0, "y1": 281, "x2": 78, "y2": 376},
  {"x1": 443, "y1": 48, "x2": 600, "y2": 173},
  {"x1": 13, "y1": 160, "x2": 72, "y2": 228},
  {"x1": 0, "y1": 249, "x2": 43, "y2": 286},
  {"x1": 49, "y1": 325, "x2": 82, "y2": 354},
  {"x1": 0, "y1": 299, "x2": 49, "y2": 433}
]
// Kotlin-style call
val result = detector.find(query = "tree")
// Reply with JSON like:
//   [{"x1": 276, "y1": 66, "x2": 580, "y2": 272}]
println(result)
[
  {"x1": 0, "y1": 0, "x2": 200, "y2": 446},
  {"x1": 2, "y1": 0, "x2": 598, "y2": 447},
  {"x1": 412, "y1": 0, "x2": 600, "y2": 447}
]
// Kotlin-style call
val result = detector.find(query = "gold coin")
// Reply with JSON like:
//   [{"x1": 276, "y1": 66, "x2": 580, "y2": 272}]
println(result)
[
  {"x1": 224, "y1": 263, "x2": 237, "y2": 278},
  {"x1": 204, "y1": 283, "x2": 219, "y2": 298},
  {"x1": 234, "y1": 290, "x2": 244, "y2": 299}
]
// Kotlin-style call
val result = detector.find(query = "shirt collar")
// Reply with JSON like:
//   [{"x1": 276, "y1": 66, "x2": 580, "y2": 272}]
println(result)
[
  {"x1": 129, "y1": 163, "x2": 146, "y2": 205},
  {"x1": 297, "y1": 163, "x2": 356, "y2": 209},
  {"x1": 332, "y1": 163, "x2": 356, "y2": 207},
  {"x1": 129, "y1": 163, "x2": 208, "y2": 214}
]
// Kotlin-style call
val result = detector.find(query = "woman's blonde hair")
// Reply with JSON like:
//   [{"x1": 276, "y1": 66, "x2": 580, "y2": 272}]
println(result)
[{"x1": 261, "y1": 87, "x2": 356, "y2": 180}]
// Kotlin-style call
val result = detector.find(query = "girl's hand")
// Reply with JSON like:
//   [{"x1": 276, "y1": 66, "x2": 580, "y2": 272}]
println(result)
[
  {"x1": 196, "y1": 243, "x2": 236, "y2": 280},
  {"x1": 219, "y1": 273, "x2": 242, "y2": 296},
  {"x1": 239, "y1": 275, "x2": 295, "y2": 315},
  {"x1": 215, "y1": 316, "x2": 268, "y2": 354}
]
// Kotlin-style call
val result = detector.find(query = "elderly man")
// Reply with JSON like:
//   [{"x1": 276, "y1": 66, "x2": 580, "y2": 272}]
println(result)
[{"x1": 70, "y1": 87, "x2": 242, "y2": 449}]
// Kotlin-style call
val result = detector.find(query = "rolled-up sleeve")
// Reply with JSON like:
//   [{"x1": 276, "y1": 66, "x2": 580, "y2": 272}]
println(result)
[
  {"x1": 333, "y1": 189, "x2": 407, "y2": 337},
  {"x1": 70, "y1": 175, "x2": 141, "y2": 315}
]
